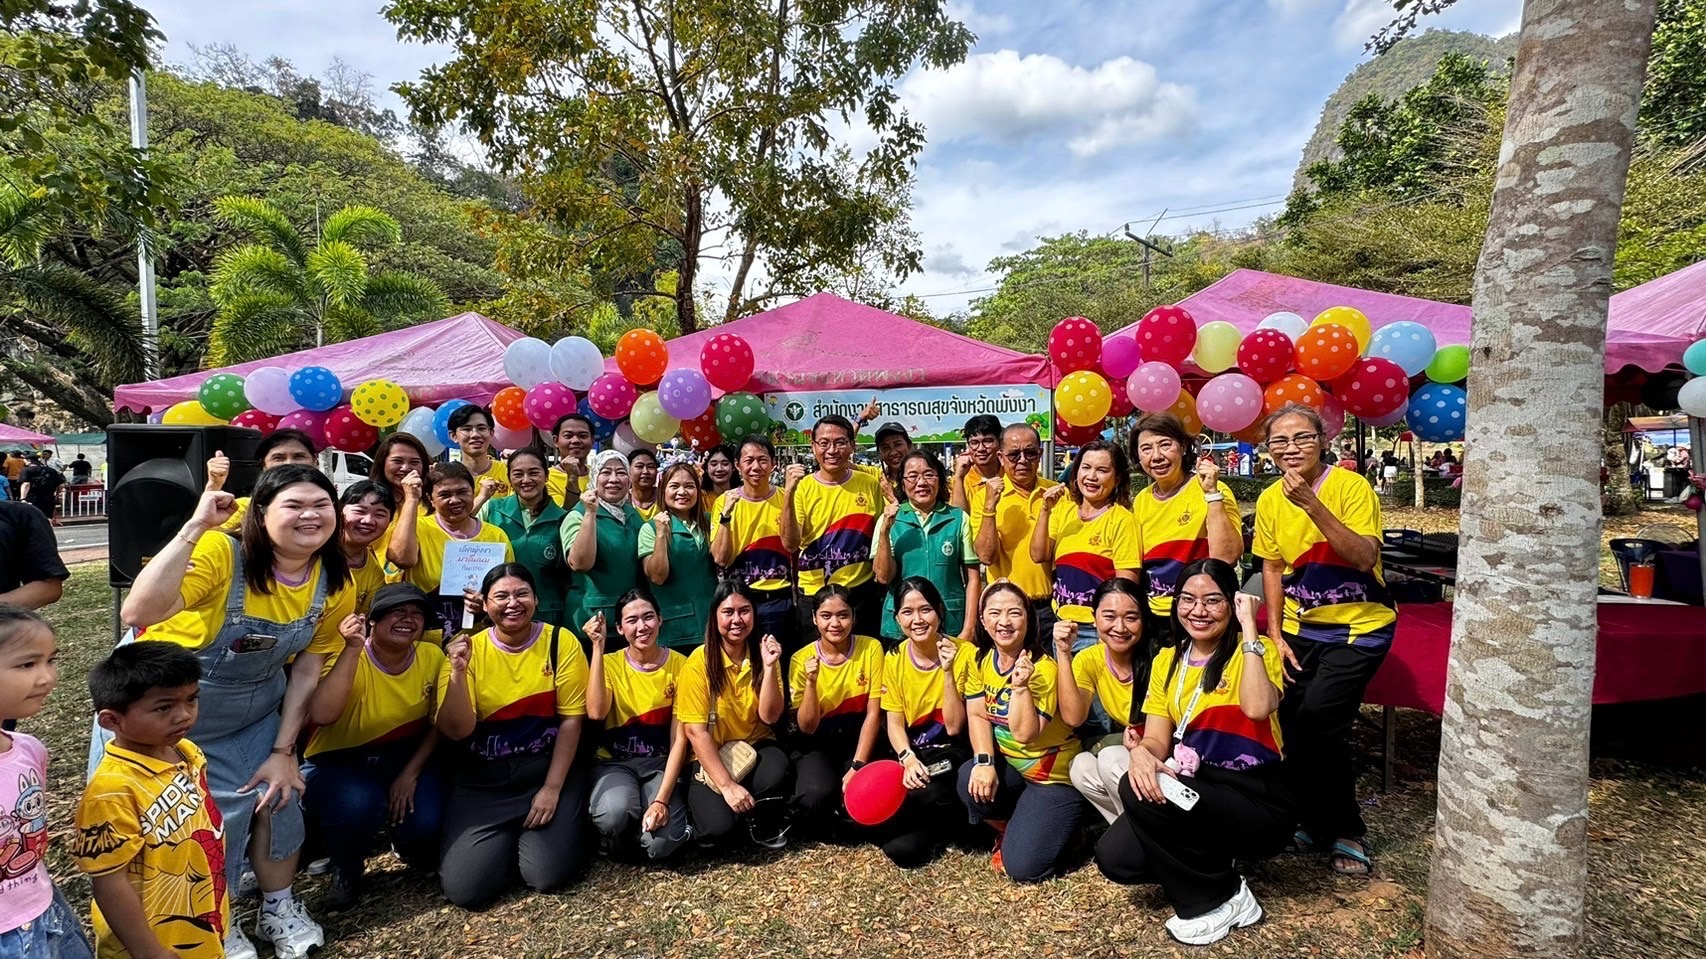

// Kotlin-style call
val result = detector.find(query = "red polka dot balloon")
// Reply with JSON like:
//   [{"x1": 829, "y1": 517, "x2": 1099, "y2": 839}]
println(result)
[
  {"x1": 1048, "y1": 317, "x2": 1103, "y2": 374},
  {"x1": 701, "y1": 332, "x2": 755, "y2": 393},
  {"x1": 1054, "y1": 417, "x2": 1105, "y2": 447},
  {"x1": 1237, "y1": 328, "x2": 1295, "y2": 384},
  {"x1": 1336, "y1": 357, "x2": 1411, "y2": 418},
  {"x1": 1263, "y1": 373, "x2": 1326, "y2": 416},
  {"x1": 1136, "y1": 305, "x2": 1198, "y2": 369},
  {"x1": 323, "y1": 405, "x2": 379, "y2": 453},
  {"x1": 679, "y1": 408, "x2": 723, "y2": 451},
  {"x1": 1107, "y1": 384, "x2": 1136, "y2": 418},
  {"x1": 1321, "y1": 390, "x2": 1347, "y2": 440},
  {"x1": 1294, "y1": 323, "x2": 1359, "y2": 381},
  {"x1": 230, "y1": 409, "x2": 281, "y2": 434}
]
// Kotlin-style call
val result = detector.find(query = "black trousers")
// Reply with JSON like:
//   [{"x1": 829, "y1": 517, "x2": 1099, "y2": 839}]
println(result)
[
  {"x1": 1096, "y1": 764, "x2": 1293, "y2": 919},
  {"x1": 872, "y1": 743, "x2": 969, "y2": 868},
  {"x1": 438, "y1": 760, "x2": 592, "y2": 911},
  {"x1": 1277, "y1": 636, "x2": 1388, "y2": 843},
  {"x1": 752, "y1": 586, "x2": 800, "y2": 658},
  {"x1": 686, "y1": 742, "x2": 792, "y2": 841}
]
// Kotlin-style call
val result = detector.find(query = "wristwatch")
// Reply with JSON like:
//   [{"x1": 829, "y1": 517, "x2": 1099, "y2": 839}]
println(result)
[
  {"x1": 1242, "y1": 639, "x2": 1267, "y2": 656},
  {"x1": 719, "y1": 512, "x2": 734, "y2": 525},
  {"x1": 849, "y1": 759, "x2": 867, "y2": 771},
  {"x1": 974, "y1": 752, "x2": 994, "y2": 767}
]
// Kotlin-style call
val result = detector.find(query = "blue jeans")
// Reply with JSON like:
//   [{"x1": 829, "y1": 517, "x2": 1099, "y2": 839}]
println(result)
[
  {"x1": 303, "y1": 742, "x2": 445, "y2": 877},
  {"x1": 0, "y1": 886, "x2": 92, "y2": 959},
  {"x1": 1073, "y1": 622, "x2": 1113, "y2": 736}
]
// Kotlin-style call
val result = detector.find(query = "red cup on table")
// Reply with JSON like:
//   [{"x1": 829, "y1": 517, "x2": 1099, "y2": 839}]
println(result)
[{"x1": 1629, "y1": 562, "x2": 1656, "y2": 600}]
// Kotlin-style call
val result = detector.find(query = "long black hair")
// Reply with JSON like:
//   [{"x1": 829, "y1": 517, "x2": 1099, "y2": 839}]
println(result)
[
  {"x1": 238, "y1": 465, "x2": 350, "y2": 595},
  {"x1": 700, "y1": 443, "x2": 738, "y2": 493},
  {"x1": 704, "y1": 578, "x2": 764, "y2": 702},
  {"x1": 1090, "y1": 577, "x2": 1151, "y2": 727},
  {"x1": 892, "y1": 576, "x2": 947, "y2": 640},
  {"x1": 972, "y1": 581, "x2": 1044, "y2": 669},
  {"x1": 1161, "y1": 558, "x2": 1242, "y2": 696},
  {"x1": 1064, "y1": 439, "x2": 1133, "y2": 507}
]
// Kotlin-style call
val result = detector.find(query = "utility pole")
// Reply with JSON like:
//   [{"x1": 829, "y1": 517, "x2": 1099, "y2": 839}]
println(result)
[
  {"x1": 128, "y1": 69, "x2": 159, "y2": 380},
  {"x1": 1122, "y1": 217, "x2": 1174, "y2": 287}
]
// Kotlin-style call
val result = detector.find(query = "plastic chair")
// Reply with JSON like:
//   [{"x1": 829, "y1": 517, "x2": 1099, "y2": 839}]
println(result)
[{"x1": 1608, "y1": 538, "x2": 1663, "y2": 592}]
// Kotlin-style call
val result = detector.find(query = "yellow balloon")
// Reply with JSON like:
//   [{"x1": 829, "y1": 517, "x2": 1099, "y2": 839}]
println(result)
[
  {"x1": 1055, "y1": 370, "x2": 1112, "y2": 428},
  {"x1": 350, "y1": 379, "x2": 410, "y2": 428},
  {"x1": 162, "y1": 400, "x2": 227, "y2": 426},
  {"x1": 1313, "y1": 306, "x2": 1371, "y2": 353},
  {"x1": 1192, "y1": 321, "x2": 1242, "y2": 374},
  {"x1": 629, "y1": 391, "x2": 681, "y2": 444}
]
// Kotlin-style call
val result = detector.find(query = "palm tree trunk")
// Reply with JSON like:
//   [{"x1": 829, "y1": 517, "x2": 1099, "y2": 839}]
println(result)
[{"x1": 1425, "y1": 2, "x2": 1657, "y2": 958}]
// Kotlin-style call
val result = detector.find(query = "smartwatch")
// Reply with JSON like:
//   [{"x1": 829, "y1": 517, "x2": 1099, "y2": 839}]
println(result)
[
  {"x1": 719, "y1": 512, "x2": 734, "y2": 525},
  {"x1": 974, "y1": 752, "x2": 994, "y2": 767}
]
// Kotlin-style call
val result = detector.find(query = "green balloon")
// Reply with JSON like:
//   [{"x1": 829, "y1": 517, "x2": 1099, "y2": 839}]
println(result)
[
  {"x1": 1425, "y1": 344, "x2": 1471, "y2": 384},
  {"x1": 715, "y1": 392, "x2": 769, "y2": 438},
  {"x1": 198, "y1": 373, "x2": 251, "y2": 420}
]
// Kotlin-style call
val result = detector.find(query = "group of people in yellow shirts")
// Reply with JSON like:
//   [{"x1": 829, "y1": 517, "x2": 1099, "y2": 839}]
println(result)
[{"x1": 23, "y1": 397, "x2": 1401, "y2": 959}]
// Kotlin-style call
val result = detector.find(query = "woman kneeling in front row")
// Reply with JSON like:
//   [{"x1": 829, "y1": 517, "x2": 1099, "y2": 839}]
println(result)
[{"x1": 1095, "y1": 558, "x2": 1292, "y2": 947}]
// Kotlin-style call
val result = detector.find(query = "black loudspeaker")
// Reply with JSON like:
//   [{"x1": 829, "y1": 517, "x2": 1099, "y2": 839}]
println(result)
[{"x1": 107, "y1": 424, "x2": 264, "y2": 587}]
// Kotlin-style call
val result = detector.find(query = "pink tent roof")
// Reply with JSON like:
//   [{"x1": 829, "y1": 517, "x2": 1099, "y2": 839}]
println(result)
[
  {"x1": 616, "y1": 293, "x2": 1050, "y2": 391},
  {"x1": 113, "y1": 312, "x2": 527, "y2": 413},
  {"x1": 1115, "y1": 269, "x2": 1687, "y2": 376},
  {"x1": 0, "y1": 424, "x2": 54, "y2": 444}
]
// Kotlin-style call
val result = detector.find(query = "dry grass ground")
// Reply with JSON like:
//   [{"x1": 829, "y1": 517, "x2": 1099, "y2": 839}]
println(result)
[{"x1": 29, "y1": 556, "x2": 1705, "y2": 959}]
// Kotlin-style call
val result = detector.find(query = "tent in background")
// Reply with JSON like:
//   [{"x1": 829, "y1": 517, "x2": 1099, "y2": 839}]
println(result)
[
  {"x1": 0, "y1": 424, "x2": 55, "y2": 445},
  {"x1": 112, "y1": 312, "x2": 527, "y2": 413}
]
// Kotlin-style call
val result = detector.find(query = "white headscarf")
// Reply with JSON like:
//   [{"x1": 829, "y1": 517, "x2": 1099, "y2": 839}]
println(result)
[{"x1": 587, "y1": 449, "x2": 631, "y2": 518}]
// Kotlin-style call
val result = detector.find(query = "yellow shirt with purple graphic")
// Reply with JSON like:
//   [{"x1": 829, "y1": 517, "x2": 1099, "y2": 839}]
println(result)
[
  {"x1": 718, "y1": 490, "x2": 791, "y2": 592},
  {"x1": 1047, "y1": 503, "x2": 1142, "y2": 624},
  {"x1": 793, "y1": 470, "x2": 882, "y2": 595},
  {"x1": 1133, "y1": 481, "x2": 1239, "y2": 618},
  {"x1": 1252, "y1": 467, "x2": 1395, "y2": 647}
]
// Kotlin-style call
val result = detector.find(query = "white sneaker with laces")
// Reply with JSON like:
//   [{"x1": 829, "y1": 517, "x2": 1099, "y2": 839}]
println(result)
[
  {"x1": 1164, "y1": 880, "x2": 1263, "y2": 946},
  {"x1": 223, "y1": 924, "x2": 259, "y2": 959},
  {"x1": 257, "y1": 898, "x2": 325, "y2": 959}
]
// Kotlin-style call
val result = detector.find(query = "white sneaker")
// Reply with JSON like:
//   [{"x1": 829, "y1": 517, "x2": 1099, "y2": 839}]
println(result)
[
  {"x1": 1164, "y1": 880, "x2": 1263, "y2": 946},
  {"x1": 237, "y1": 868, "x2": 258, "y2": 898},
  {"x1": 223, "y1": 925, "x2": 259, "y2": 959},
  {"x1": 257, "y1": 898, "x2": 325, "y2": 959},
  {"x1": 303, "y1": 857, "x2": 332, "y2": 876}
]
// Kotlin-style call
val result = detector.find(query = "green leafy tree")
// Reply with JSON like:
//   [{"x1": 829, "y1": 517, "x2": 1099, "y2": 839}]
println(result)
[
  {"x1": 384, "y1": 0, "x2": 973, "y2": 333},
  {"x1": 207, "y1": 196, "x2": 447, "y2": 363}
]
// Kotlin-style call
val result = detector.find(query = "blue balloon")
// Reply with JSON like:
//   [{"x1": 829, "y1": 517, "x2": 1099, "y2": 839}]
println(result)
[
  {"x1": 288, "y1": 366, "x2": 344, "y2": 412},
  {"x1": 1368, "y1": 321, "x2": 1438, "y2": 378},
  {"x1": 578, "y1": 398, "x2": 618, "y2": 443},
  {"x1": 1684, "y1": 338, "x2": 1706, "y2": 377},
  {"x1": 1406, "y1": 383, "x2": 1467, "y2": 442},
  {"x1": 432, "y1": 399, "x2": 472, "y2": 448}
]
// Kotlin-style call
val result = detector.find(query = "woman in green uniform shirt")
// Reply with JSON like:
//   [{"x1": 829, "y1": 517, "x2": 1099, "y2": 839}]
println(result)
[
  {"x1": 873, "y1": 450, "x2": 981, "y2": 645},
  {"x1": 640, "y1": 463, "x2": 717, "y2": 649},
  {"x1": 562, "y1": 450, "x2": 643, "y2": 648},
  {"x1": 482, "y1": 449, "x2": 568, "y2": 626}
]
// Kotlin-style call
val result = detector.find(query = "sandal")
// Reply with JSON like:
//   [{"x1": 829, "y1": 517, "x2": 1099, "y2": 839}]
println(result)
[
  {"x1": 1330, "y1": 839, "x2": 1373, "y2": 877},
  {"x1": 1284, "y1": 829, "x2": 1317, "y2": 854}
]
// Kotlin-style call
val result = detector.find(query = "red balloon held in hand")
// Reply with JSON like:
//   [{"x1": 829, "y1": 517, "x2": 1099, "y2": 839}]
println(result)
[{"x1": 844, "y1": 760, "x2": 908, "y2": 826}]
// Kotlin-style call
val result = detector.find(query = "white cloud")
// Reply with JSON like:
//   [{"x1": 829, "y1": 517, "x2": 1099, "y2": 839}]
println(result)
[
  {"x1": 900, "y1": 50, "x2": 1196, "y2": 157},
  {"x1": 946, "y1": 0, "x2": 1014, "y2": 38},
  {"x1": 1332, "y1": 0, "x2": 1393, "y2": 51}
]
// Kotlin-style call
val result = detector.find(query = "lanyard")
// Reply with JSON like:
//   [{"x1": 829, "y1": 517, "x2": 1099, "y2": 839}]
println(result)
[{"x1": 1170, "y1": 662, "x2": 1208, "y2": 743}]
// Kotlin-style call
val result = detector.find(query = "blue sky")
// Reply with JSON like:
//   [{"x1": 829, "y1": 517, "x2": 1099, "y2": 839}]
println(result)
[{"x1": 141, "y1": 0, "x2": 1523, "y2": 314}]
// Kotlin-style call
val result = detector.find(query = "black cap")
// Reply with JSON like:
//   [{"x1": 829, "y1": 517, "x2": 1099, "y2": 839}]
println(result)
[
  {"x1": 367, "y1": 583, "x2": 434, "y2": 623},
  {"x1": 874, "y1": 422, "x2": 910, "y2": 444}
]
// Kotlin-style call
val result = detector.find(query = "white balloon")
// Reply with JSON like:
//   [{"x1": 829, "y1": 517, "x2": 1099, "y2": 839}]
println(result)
[
  {"x1": 550, "y1": 336, "x2": 605, "y2": 391},
  {"x1": 1678, "y1": 376, "x2": 1706, "y2": 418},
  {"x1": 611, "y1": 423, "x2": 656, "y2": 456},
  {"x1": 398, "y1": 406, "x2": 445, "y2": 457},
  {"x1": 503, "y1": 337, "x2": 556, "y2": 389},
  {"x1": 1258, "y1": 311, "x2": 1308, "y2": 341}
]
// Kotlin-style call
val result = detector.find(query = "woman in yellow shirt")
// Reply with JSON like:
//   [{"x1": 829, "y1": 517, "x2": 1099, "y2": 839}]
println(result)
[
  {"x1": 677, "y1": 581, "x2": 790, "y2": 847},
  {"x1": 1094, "y1": 559, "x2": 1289, "y2": 947},
  {"x1": 956, "y1": 582, "x2": 1086, "y2": 883},
  {"x1": 627, "y1": 448, "x2": 661, "y2": 519},
  {"x1": 699, "y1": 443, "x2": 737, "y2": 507},
  {"x1": 389, "y1": 461, "x2": 515, "y2": 640},
  {"x1": 708, "y1": 436, "x2": 795, "y2": 652},
  {"x1": 1056, "y1": 578, "x2": 1145, "y2": 824},
  {"x1": 119, "y1": 466, "x2": 355, "y2": 958},
  {"x1": 584, "y1": 589, "x2": 691, "y2": 860},
  {"x1": 1129, "y1": 412, "x2": 1242, "y2": 635},
  {"x1": 788, "y1": 584, "x2": 885, "y2": 833},
  {"x1": 338, "y1": 480, "x2": 395, "y2": 616}
]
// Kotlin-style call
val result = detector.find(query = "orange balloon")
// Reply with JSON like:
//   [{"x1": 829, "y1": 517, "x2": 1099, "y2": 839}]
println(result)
[
  {"x1": 1166, "y1": 388, "x2": 1203, "y2": 435},
  {"x1": 492, "y1": 386, "x2": 530, "y2": 430},
  {"x1": 1264, "y1": 373, "x2": 1326, "y2": 416},
  {"x1": 1294, "y1": 323, "x2": 1359, "y2": 381},
  {"x1": 616, "y1": 329, "x2": 669, "y2": 386},
  {"x1": 1231, "y1": 421, "x2": 1267, "y2": 445}
]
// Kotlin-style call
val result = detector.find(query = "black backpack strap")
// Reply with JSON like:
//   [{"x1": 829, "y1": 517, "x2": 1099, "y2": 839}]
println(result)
[{"x1": 549, "y1": 623, "x2": 560, "y2": 677}]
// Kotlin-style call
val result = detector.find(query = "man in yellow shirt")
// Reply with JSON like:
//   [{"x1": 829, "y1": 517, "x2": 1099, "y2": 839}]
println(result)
[
  {"x1": 545, "y1": 413, "x2": 594, "y2": 508},
  {"x1": 448, "y1": 405, "x2": 510, "y2": 503},
  {"x1": 969, "y1": 423, "x2": 1060, "y2": 637}
]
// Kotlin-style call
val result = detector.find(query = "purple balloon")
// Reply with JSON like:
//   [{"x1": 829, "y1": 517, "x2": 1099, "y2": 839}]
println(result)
[
  {"x1": 245, "y1": 366, "x2": 299, "y2": 416},
  {"x1": 1101, "y1": 333, "x2": 1142, "y2": 380},
  {"x1": 656, "y1": 368, "x2": 712, "y2": 420},
  {"x1": 1197, "y1": 373, "x2": 1264, "y2": 433}
]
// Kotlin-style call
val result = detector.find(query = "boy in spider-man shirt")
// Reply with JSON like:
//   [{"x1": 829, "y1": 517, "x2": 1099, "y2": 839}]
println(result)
[{"x1": 76, "y1": 643, "x2": 227, "y2": 959}]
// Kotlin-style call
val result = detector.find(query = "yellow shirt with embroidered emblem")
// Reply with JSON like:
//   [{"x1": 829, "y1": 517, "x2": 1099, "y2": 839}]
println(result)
[
  {"x1": 307, "y1": 642, "x2": 446, "y2": 759},
  {"x1": 967, "y1": 477, "x2": 1060, "y2": 602},
  {"x1": 597, "y1": 648, "x2": 686, "y2": 760},
  {"x1": 878, "y1": 639, "x2": 974, "y2": 748},
  {"x1": 139, "y1": 532, "x2": 352, "y2": 655},
  {"x1": 675, "y1": 645, "x2": 776, "y2": 744},
  {"x1": 788, "y1": 635, "x2": 884, "y2": 739},
  {"x1": 792, "y1": 470, "x2": 882, "y2": 594},
  {"x1": 961, "y1": 649, "x2": 1081, "y2": 784},
  {"x1": 74, "y1": 738, "x2": 228, "y2": 959},
  {"x1": 434, "y1": 622, "x2": 588, "y2": 761}
]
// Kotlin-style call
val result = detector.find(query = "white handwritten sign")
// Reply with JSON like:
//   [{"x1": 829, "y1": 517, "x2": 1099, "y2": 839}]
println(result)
[{"x1": 440, "y1": 541, "x2": 508, "y2": 597}]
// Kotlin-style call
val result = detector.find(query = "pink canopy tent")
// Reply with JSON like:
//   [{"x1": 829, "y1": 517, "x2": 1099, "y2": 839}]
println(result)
[
  {"x1": 113, "y1": 312, "x2": 527, "y2": 413},
  {"x1": 1113, "y1": 269, "x2": 1691, "y2": 379},
  {"x1": 0, "y1": 424, "x2": 55, "y2": 445},
  {"x1": 608, "y1": 292, "x2": 1050, "y2": 390}
]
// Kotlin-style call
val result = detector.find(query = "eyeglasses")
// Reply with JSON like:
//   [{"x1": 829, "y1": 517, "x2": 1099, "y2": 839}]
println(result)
[
  {"x1": 1004, "y1": 448, "x2": 1043, "y2": 463},
  {"x1": 456, "y1": 424, "x2": 492, "y2": 435},
  {"x1": 814, "y1": 438, "x2": 851, "y2": 451},
  {"x1": 1176, "y1": 594, "x2": 1228, "y2": 612},
  {"x1": 902, "y1": 473, "x2": 935, "y2": 486},
  {"x1": 966, "y1": 436, "x2": 999, "y2": 449},
  {"x1": 1265, "y1": 432, "x2": 1320, "y2": 452}
]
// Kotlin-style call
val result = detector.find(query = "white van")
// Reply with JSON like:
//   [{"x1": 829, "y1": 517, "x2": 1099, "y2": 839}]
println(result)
[{"x1": 324, "y1": 451, "x2": 374, "y2": 494}]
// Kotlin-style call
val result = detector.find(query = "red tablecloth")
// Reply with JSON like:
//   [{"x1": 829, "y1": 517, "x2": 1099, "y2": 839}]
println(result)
[{"x1": 1364, "y1": 602, "x2": 1706, "y2": 715}]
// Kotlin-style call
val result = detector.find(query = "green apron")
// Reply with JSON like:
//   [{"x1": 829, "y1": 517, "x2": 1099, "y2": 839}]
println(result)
[
  {"x1": 565, "y1": 501, "x2": 643, "y2": 643},
  {"x1": 881, "y1": 504, "x2": 971, "y2": 639},
  {"x1": 485, "y1": 496, "x2": 569, "y2": 626},
  {"x1": 652, "y1": 517, "x2": 718, "y2": 649}
]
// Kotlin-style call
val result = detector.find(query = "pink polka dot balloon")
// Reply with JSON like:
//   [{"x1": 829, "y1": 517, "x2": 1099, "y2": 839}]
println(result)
[
  {"x1": 275, "y1": 409, "x2": 329, "y2": 448},
  {"x1": 1336, "y1": 357, "x2": 1411, "y2": 418},
  {"x1": 1321, "y1": 390, "x2": 1346, "y2": 441},
  {"x1": 586, "y1": 372, "x2": 639, "y2": 420},
  {"x1": 1136, "y1": 305, "x2": 1197, "y2": 369},
  {"x1": 1196, "y1": 373, "x2": 1264, "y2": 432},
  {"x1": 323, "y1": 404, "x2": 379, "y2": 453},
  {"x1": 524, "y1": 381, "x2": 580, "y2": 431},
  {"x1": 1125, "y1": 361, "x2": 1182, "y2": 413},
  {"x1": 700, "y1": 333, "x2": 755, "y2": 393},
  {"x1": 230, "y1": 409, "x2": 281, "y2": 434},
  {"x1": 1048, "y1": 317, "x2": 1103, "y2": 375},
  {"x1": 1237, "y1": 328, "x2": 1295, "y2": 384}
]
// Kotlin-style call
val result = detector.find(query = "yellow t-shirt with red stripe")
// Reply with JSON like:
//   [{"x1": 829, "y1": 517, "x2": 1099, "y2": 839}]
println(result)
[
  {"x1": 961, "y1": 650, "x2": 1081, "y2": 784},
  {"x1": 405, "y1": 514, "x2": 514, "y2": 595},
  {"x1": 878, "y1": 640, "x2": 974, "y2": 749},
  {"x1": 1071, "y1": 645, "x2": 1138, "y2": 729},
  {"x1": 139, "y1": 533, "x2": 352, "y2": 656},
  {"x1": 1142, "y1": 644, "x2": 1286, "y2": 770},
  {"x1": 1133, "y1": 481, "x2": 1239, "y2": 617},
  {"x1": 1251, "y1": 467, "x2": 1395, "y2": 646},
  {"x1": 788, "y1": 636, "x2": 884, "y2": 741},
  {"x1": 1047, "y1": 503, "x2": 1142, "y2": 624},
  {"x1": 675, "y1": 645, "x2": 776, "y2": 744},
  {"x1": 717, "y1": 490, "x2": 790, "y2": 592},
  {"x1": 306, "y1": 642, "x2": 445, "y2": 759},
  {"x1": 793, "y1": 471, "x2": 882, "y2": 594},
  {"x1": 597, "y1": 648, "x2": 685, "y2": 760},
  {"x1": 434, "y1": 623, "x2": 588, "y2": 761}
]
